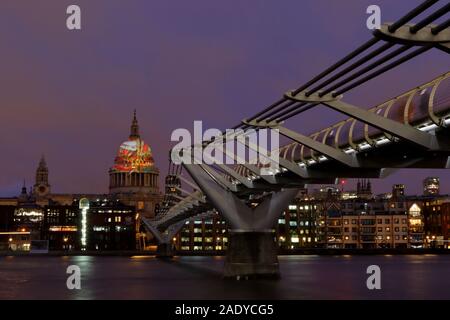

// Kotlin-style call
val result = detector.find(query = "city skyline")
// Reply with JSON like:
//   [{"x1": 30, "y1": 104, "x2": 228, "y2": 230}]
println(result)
[
  {"x1": 0, "y1": 0, "x2": 449, "y2": 196},
  {"x1": 1, "y1": 0, "x2": 450, "y2": 302}
]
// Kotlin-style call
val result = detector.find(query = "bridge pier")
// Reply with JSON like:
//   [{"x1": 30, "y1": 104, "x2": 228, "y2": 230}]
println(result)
[
  {"x1": 183, "y1": 163, "x2": 299, "y2": 279},
  {"x1": 224, "y1": 230, "x2": 279, "y2": 279},
  {"x1": 156, "y1": 242, "x2": 175, "y2": 258}
]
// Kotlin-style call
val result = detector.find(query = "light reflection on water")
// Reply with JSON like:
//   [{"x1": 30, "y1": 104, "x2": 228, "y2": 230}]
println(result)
[{"x1": 0, "y1": 255, "x2": 449, "y2": 300}]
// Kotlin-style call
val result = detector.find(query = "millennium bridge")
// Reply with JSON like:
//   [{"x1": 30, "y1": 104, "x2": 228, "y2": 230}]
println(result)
[{"x1": 143, "y1": 0, "x2": 450, "y2": 278}]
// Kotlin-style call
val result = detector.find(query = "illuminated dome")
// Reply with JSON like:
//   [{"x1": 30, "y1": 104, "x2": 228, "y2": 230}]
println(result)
[
  {"x1": 112, "y1": 111, "x2": 154, "y2": 173},
  {"x1": 113, "y1": 138, "x2": 154, "y2": 173}
]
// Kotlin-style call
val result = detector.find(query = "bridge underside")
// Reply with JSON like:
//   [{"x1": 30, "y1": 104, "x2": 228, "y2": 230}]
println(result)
[{"x1": 144, "y1": 2, "x2": 450, "y2": 279}]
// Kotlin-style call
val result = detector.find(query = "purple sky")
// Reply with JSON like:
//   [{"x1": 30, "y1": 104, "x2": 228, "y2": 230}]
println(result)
[{"x1": 0, "y1": 0, "x2": 449, "y2": 197}]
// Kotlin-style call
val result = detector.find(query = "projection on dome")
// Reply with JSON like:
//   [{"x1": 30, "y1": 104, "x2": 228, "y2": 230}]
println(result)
[{"x1": 113, "y1": 139, "x2": 154, "y2": 173}]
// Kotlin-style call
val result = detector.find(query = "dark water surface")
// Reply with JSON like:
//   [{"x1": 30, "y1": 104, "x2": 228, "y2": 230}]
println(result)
[{"x1": 0, "y1": 255, "x2": 449, "y2": 299}]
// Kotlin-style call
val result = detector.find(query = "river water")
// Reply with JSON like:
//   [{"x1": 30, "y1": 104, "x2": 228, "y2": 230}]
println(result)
[{"x1": 0, "y1": 255, "x2": 449, "y2": 299}]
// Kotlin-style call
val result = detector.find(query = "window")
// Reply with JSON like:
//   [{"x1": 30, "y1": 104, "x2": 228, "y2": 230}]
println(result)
[
  {"x1": 291, "y1": 236, "x2": 299, "y2": 243},
  {"x1": 394, "y1": 218, "x2": 399, "y2": 224},
  {"x1": 378, "y1": 227, "x2": 382, "y2": 232},
  {"x1": 361, "y1": 219, "x2": 375, "y2": 225},
  {"x1": 344, "y1": 220, "x2": 349, "y2": 225},
  {"x1": 93, "y1": 226, "x2": 108, "y2": 232},
  {"x1": 385, "y1": 219, "x2": 390, "y2": 224},
  {"x1": 289, "y1": 221, "x2": 297, "y2": 227},
  {"x1": 395, "y1": 227, "x2": 399, "y2": 232},
  {"x1": 278, "y1": 219, "x2": 285, "y2": 224},
  {"x1": 377, "y1": 219, "x2": 382, "y2": 224},
  {"x1": 352, "y1": 219, "x2": 357, "y2": 224},
  {"x1": 386, "y1": 227, "x2": 390, "y2": 232}
]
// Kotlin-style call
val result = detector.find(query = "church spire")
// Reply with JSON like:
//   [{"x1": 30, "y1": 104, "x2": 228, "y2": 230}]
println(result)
[
  {"x1": 38, "y1": 155, "x2": 47, "y2": 169},
  {"x1": 21, "y1": 180, "x2": 27, "y2": 195},
  {"x1": 129, "y1": 109, "x2": 140, "y2": 140}
]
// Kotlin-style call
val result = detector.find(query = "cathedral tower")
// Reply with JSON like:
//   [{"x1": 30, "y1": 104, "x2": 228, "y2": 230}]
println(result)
[{"x1": 33, "y1": 156, "x2": 51, "y2": 197}]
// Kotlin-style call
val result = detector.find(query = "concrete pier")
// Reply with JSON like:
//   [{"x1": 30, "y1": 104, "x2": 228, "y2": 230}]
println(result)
[
  {"x1": 156, "y1": 243, "x2": 174, "y2": 258},
  {"x1": 224, "y1": 230, "x2": 279, "y2": 279}
]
